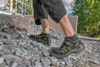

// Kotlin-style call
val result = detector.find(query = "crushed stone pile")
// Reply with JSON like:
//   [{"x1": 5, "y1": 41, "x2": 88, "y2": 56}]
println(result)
[{"x1": 0, "y1": 14, "x2": 100, "y2": 67}]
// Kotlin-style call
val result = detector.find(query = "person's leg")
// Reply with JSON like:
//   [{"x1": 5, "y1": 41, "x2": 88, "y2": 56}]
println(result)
[
  {"x1": 40, "y1": 0, "x2": 77, "y2": 41},
  {"x1": 29, "y1": 0, "x2": 51, "y2": 45},
  {"x1": 40, "y1": 0, "x2": 85, "y2": 58},
  {"x1": 59, "y1": 14, "x2": 75, "y2": 37},
  {"x1": 40, "y1": 19, "x2": 49, "y2": 34},
  {"x1": 30, "y1": 19, "x2": 51, "y2": 45}
]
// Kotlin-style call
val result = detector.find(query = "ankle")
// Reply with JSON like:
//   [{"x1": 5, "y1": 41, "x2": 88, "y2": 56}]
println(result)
[
  {"x1": 65, "y1": 34, "x2": 78, "y2": 41},
  {"x1": 43, "y1": 31, "x2": 49, "y2": 34}
]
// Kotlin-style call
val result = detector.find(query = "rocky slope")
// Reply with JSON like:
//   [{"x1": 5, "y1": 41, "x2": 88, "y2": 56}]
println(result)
[{"x1": 0, "y1": 14, "x2": 100, "y2": 67}]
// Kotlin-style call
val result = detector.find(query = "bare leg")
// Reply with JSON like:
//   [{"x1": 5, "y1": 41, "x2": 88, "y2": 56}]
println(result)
[
  {"x1": 40, "y1": 19, "x2": 49, "y2": 34},
  {"x1": 59, "y1": 14, "x2": 75, "y2": 37}
]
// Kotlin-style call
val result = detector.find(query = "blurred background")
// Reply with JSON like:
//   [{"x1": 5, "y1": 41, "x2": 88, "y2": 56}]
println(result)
[
  {"x1": 0, "y1": 0, "x2": 100, "y2": 38},
  {"x1": 0, "y1": 0, "x2": 33, "y2": 15}
]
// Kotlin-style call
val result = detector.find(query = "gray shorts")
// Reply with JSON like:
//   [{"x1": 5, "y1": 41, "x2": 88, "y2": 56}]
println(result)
[{"x1": 33, "y1": 0, "x2": 66, "y2": 25}]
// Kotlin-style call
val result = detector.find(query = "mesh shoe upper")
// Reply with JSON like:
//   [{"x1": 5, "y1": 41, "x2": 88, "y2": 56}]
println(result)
[
  {"x1": 29, "y1": 32, "x2": 51, "y2": 45},
  {"x1": 52, "y1": 37, "x2": 83, "y2": 55}
]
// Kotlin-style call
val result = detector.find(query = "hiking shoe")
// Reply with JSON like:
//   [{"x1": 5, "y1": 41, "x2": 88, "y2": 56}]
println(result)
[
  {"x1": 29, "y1": 32, "x2": 51, "y2": 45},
  {"x1": 50, "y1": 37, "x2": 85, "y2": 59}
]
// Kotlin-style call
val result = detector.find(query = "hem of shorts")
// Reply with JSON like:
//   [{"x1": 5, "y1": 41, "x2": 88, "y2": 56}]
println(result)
[
  {"x1": 56, "y1": 12, "x2": 66, "y2": 24},
  {"x1": 35, "y1": 17, "x2": 48, "y2": 25}
]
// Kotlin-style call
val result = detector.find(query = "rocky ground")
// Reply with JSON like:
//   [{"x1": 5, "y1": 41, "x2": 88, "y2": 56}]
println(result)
[{"x1": 0, "y1": 14, "x2": 100, "y2": 67}]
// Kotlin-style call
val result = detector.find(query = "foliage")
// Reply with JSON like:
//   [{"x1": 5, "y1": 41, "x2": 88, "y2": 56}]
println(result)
[
  {"x1": 70, "y1": 0, "x2": 100, "y2": 37},
  {"x1": 13, "y1": 0, "x2": 33, "y2": 15}
]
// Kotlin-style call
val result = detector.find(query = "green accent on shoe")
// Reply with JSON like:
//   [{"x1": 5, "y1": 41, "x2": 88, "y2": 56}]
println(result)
[
  {"x1": 35, "y1": 36, "x2": 36, "y2": 38},
  {"x1": 78, "y1": 35, "x2": 81, "y2": 38},
  {"x1": 67, "y1": 39, "x2": 78, "y2": 42},
  {"x1": 61, "y1": 51, "x2": 64, "y2": 53},
  {"x1": 43, "y1": 34, "x2": 46, "y2": 37},
  {"x1": 37, "y1": 36, "x2": 38, "y2": 38},
  {"x1": 66, "y1": 41, "x2": 70, "y2": 46},
  {"x1": 67, "y1": 47, "x2": 71, "y2": 50},
  {"x1": 39, "y1": 36, "x2": 41, "y2": 39},
  {"x1": 50, "y1": 36, "x2": 53, "y2": 38},
  {"x1": 64, "y1": 49, "x2": 67, "y2": 52},
  {"x1": 50, "y1": 36, "x2": 53, "y2": 40}
]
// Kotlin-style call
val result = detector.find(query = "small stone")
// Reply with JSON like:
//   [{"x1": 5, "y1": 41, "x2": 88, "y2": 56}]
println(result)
[
  {"x1": 50, "y1": 57, "x2": 58, "y2": 62},
  {"x1": 10, "y1": 32, "x2": 19, "y2": 39},
  {"x1": 9, "y1": 24, "x2": 16, "y2": 28},
  {"x1": 16, "y1": 64, "x2": 27, "y2": 67},
  {"x1": 4, "y1": 58, "x2": 13, "y2": 65},
  {"x1": 11, "y1": 62, "x2": 17, "y2": 67},
  {"x1": 14, "y1": 51, "x2": 21, "y2": 56},
  {"x1": 0, "y1": 62, "x2": 6, "y2": 67},
  {"x1": 2, "y1": 25, "x2": 9, "y2": 32},
  {"x1": 0, "y1": 57, "x2": 4, "y2": 64},
  {"x1": 51, "y1": 62, "x2": 59, "y2": 67},
  {"x1": 58, "y1": 59, "x2": 65, "y2": 65},
  {"x1": 34, "y1": 62, "x2": 42, "y2": 67},
  {"x1": 0, "y1": 45, "x2": 4, "y2": 51},
  {"x1": 42, "y1": 50, "x2": 50, "y2": 57},
  {"x1": 26, "y1": 33, "x2": 33, "y2": 36},
  {"x1": 37, "y1": 43, "x2": 45, "y2": 51},
  {"x1": 0, "y1": 28, "x2": 2, "y2": 31},
  {"x1": 63, "y1": 57, "x2": 73, "y2": 67},
  {"x1": 30, "y1": 59, "x2": 35, "y2": 64},
  {"x1": 30, "y1": 41, "x2": 37, "y2": 47},
  {"x1": 93, "y1": 58, "x2": 100, "y2": 64},
  {"x1": 33, "y1": 55, "x2": 40, "y2": 62},
  {"x1": 19, "y1": 34, "x2": 25, "y2": 38},
  {"x1": 3, "y1": 45, "x2": 15, "y2": 53},
  {"x1": 51, "y1": 39, "x2": 56, "y2": 43},
  {"x1": 0, "y1": 52, "x2": 4, "y2": 57},
  {"x1": 24, "y1": 45, "x2": 32, "y2": 50},
  {"x1": 7, "y1": 35, "x2": 11, "y2": 39},
  {"x1": 5, "y1": 66, "x2": 9, "y2": 67},
  {"x1": 3, "y1": 40, "x2": 13, "y2": 45},
  {"x1": 51, "y1": 43, "x2": 57, "y2": 47},
  {"x1": 59, "y1": 64, "x2": 65, "y2": 67},
  {"x1": 0, "y1": 41, "x2": 3, "y2": 45},
  {"x1": 27, "y1": 65, "x2": 32, "y2": 67},
  {"x1": 85, "y1": 48, "x2": 91, "y2": 53},
  {"x1": 41, "y1": 57, "x2": 51, "y2": 67},
  {"x1": 22, "y1": 59, "x2": 30, "y2": 65},
  {"x1": 73, "y1": 63, "x2": 81, "y2": 67},
  {"x1": 12, "y1": 58, "x2": 22, "y2": 64}
]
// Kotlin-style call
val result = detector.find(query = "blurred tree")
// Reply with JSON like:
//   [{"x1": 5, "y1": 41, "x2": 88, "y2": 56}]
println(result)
[{"x1": 70, "y1": 0, "x2": 100, "y2": 37}]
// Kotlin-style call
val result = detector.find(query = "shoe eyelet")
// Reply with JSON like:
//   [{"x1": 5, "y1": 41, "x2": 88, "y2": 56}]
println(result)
[{"x1": 66, "y1": 41, "x2": 70, "y2": 46}]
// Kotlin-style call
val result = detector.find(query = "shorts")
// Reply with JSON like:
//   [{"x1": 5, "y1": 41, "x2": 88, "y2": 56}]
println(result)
[{"x1": 33, "y1": 0, "x2": 67, "y2": 25}]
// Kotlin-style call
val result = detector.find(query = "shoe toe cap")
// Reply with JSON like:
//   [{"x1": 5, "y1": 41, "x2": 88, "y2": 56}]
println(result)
[
  {"x1": 29, "y1": 35, "x2": 35, "y2": 39},
  {"x1": 50, "y1": 47, "x2": 62, "y2": 55}
]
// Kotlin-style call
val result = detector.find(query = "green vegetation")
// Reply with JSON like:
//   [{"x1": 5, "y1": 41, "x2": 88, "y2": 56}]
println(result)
[
  {"x1": 70, "y1": 0, "x2": 100, "y2": 38},
  {"x1": 13, "y1": 0, "x2": 33, "y2": 15}
]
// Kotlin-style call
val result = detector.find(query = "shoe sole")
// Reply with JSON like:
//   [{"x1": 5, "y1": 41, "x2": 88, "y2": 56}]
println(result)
[
  {"x1": 50, "y1": 44, "x2": 85, "y2": 59},
  {"x1": 29, "y1": 37, "x2": 51, "y2": 45}
]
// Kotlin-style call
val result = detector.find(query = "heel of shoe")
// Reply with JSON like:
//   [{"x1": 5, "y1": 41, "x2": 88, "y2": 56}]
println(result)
[
  {"x1": 47, "y1": 36, "x2": 51, "y2": 46},
  {"x1": 73, "y1": 44, "x2": 85, "y2": 53}
]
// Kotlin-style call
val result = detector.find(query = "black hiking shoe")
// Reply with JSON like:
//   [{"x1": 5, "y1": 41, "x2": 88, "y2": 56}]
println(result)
[
  {"x1": 50, "y1": 37, "x2": 85, "y2": 59},
  {"x1": 29, "y1": 32, "x2": 51, "y2": 46}
]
